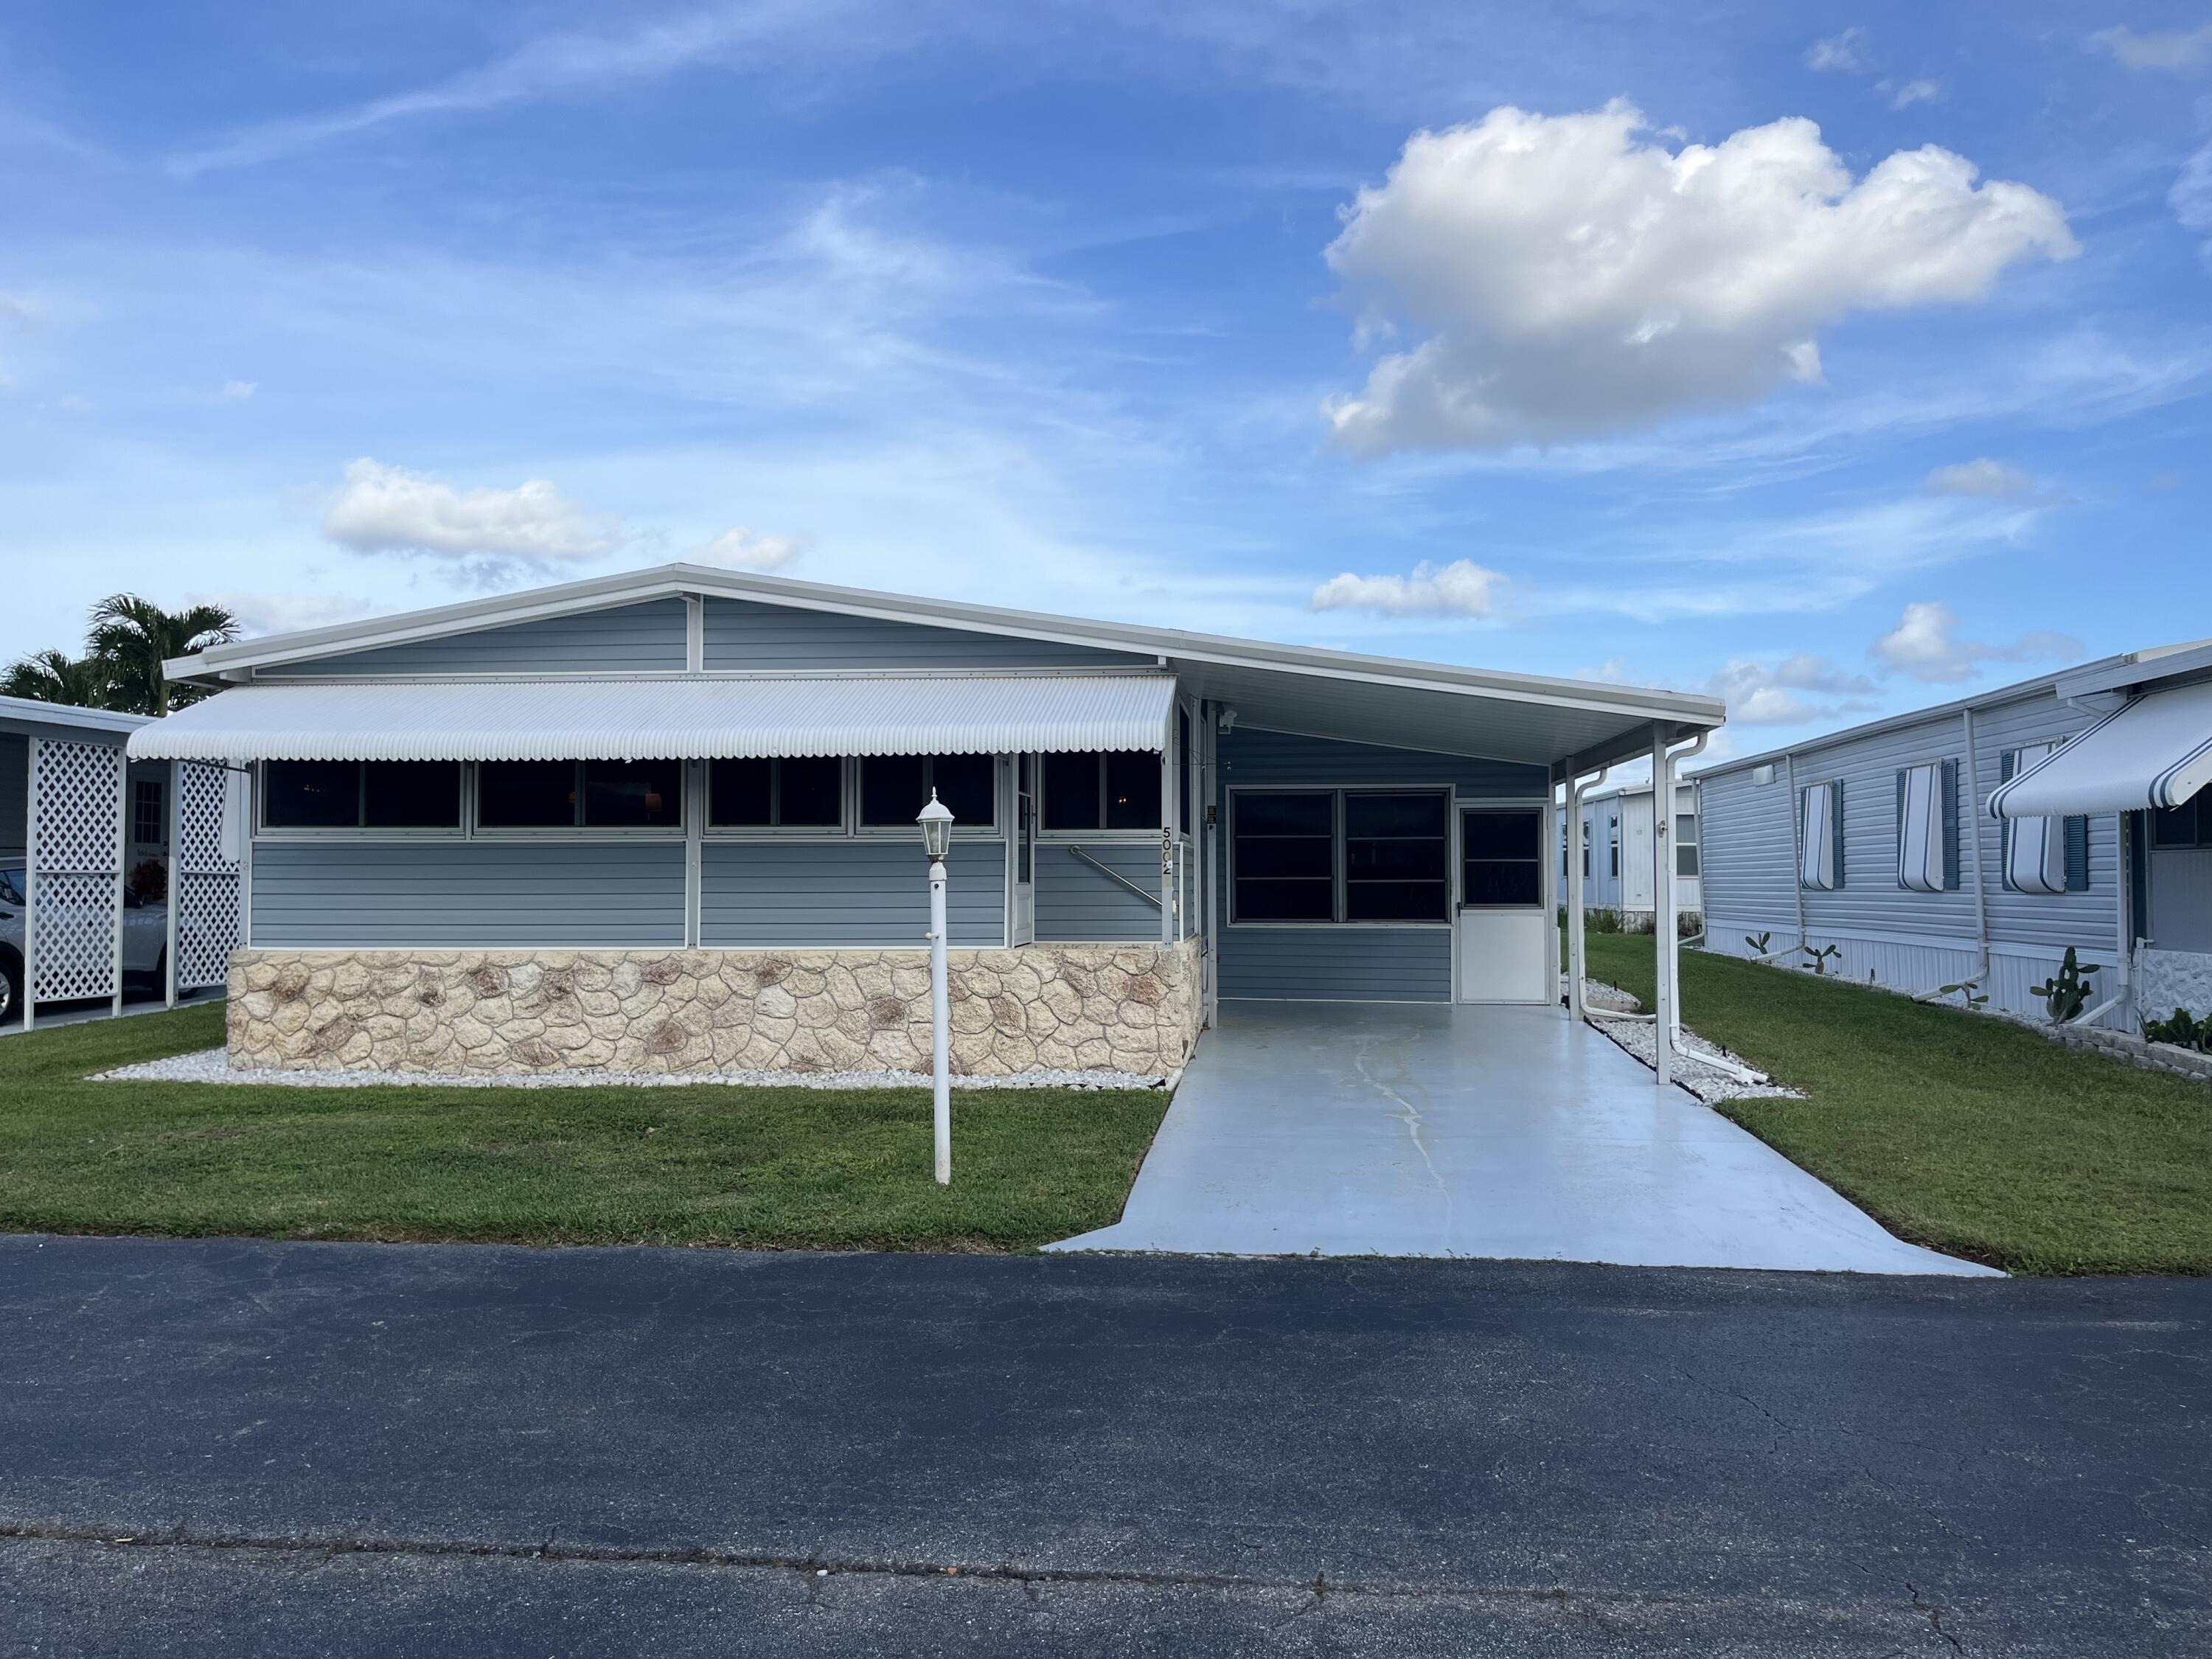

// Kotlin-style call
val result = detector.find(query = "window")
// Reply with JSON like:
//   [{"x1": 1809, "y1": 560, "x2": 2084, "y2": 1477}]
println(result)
[
  {"x1": 859, "y1": 754, "x2": 995, "y2": 830},
  {"x1": 1177, "y1": 709, "x2": 1192, "y2": 835},
  {"x1": 1041, "y1": 751, "x2": 1158, "y2": 832},
  {"x1": 1346, "y1": 792, "x2": 1448, "y2": 919},
  {"x1": 1581, "y1": 821, "x2": 1591, "y2": 878},
  {"x1": 2000, "y1": 745, "x2": 2086, "y2": 894},
  {"x1": 1461, "y1": 809, "x2": 1542, "y2": 907},
  {"x1": 710, "y1": 757, "x2": 843, "y2": 828},
  {"x1": 1894, "y1": 762, "x2": 1957, "y2": 894},
  {"x1": 1231, "y1": 792, "x2": 1334, "y2": 920},
  {"x1": 131, "y1": 779, "x2": 164, "y2": 846},
  {"x1": 1230, "y1": 790, "x2": 1451, "y2": 924},
  {"x1": 1799, "y1": 781, "x2": 1843, "y2": 890},
  {"x1": 1608, "y1": 815, "x2": 1620, "y2": 879},
  {"x1": 1674, "y1": 810, "x2": 1700, "y2": 879},
  {"x1": 264, "y1": 760, "x2": 462, "y2": 830},
  {"x1": 2154, "y1": 797, "x2": 2211, "y2": 849},
  {"x1": 476, "y1": 759, "x2": 681, "y2": 830}
]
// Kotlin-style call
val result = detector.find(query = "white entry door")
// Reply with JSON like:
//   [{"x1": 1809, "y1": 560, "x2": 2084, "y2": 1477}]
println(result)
[
  {"x1": 1457, "y1": 806, "x2": 1551, "y2": 1003},
  {"x1": 1011, "y1": 755, "x2": 1036, "y2": 945}
]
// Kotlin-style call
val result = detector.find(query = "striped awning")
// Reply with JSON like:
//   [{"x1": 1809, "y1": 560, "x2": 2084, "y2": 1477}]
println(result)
[
  {"x1": 1988, "y1": 678, "x2": 2212, "y2": 818},
  {"x1": 126, "y1": 673, "x2": 1176, "y2": 764}
]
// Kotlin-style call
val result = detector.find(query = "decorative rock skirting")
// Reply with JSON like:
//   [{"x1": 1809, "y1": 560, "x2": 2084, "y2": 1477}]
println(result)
[
  {"x1": 2030, "y1": 1020, "x2": 2212, "y2": 1085},
  {"x1": 226, "y1": 941, "x2": 1204, "y2": 1079}
]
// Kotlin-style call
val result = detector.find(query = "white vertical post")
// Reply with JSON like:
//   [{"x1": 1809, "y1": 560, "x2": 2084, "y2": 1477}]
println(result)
[
  {"x1": 929, "y1": 853, "x2": 951, "y2": 1185},
  {"x1": 21, "y1": 738, "x2": 36, "y2": 1032},
  {"x1": 1651, "y1": 727, "x2": 1675, "y2": 1090},
  {"x1": 1565, "y1": 765, "x2": 1594, "y2": 1025},
  {"x1": 1158, "y1": 728, "x2": 1175, "y2": 947},
  {"x1": 684, "y1": 759, "x2": 703, "y2": 949},
  {"x1": 1200, "y1": 705, "x2": 1219, "y2": 1029},
  {"x1": 165, "y1": 762, "x2": 181, "y2": 1008},
  {"x1": 111, "y1": 749, "x2": 130, "y2": 1017}
]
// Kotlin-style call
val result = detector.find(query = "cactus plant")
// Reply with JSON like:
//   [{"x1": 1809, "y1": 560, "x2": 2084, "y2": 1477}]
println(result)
[
  {"x1": 2143, "y1": 1008, "x2": 2207, "y2": 1052},
  {"x1": 2028, "y1": 947, "x2": 2102, "y2": 1025},
  {"x1": 1803, "y1": 942, "x2": 1842, "y2": 975},
  {"x1": 1745, "y1": 931, "x2": 1772, "y2": 956},
  {"x1": 1938, "y1": 979, "x2": 1989, "y2": 1012}
]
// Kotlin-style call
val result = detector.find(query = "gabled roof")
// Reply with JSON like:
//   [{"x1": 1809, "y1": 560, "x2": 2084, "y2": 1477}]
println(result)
[{"x1": 170, "y1": 563, "x2": 1722, "y2": 773}]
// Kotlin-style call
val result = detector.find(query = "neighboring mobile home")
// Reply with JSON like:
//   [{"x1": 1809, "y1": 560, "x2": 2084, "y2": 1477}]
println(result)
[
  {"x1": 1567, "y1": 780, "x2": 1701, "y2": 928},
  {"x1": 129, "y1": 564, "x2": 1723, "y2": 1077},
  {"x1": 1697, "y1": 640, "x2": 2212, "y2": 1028}
]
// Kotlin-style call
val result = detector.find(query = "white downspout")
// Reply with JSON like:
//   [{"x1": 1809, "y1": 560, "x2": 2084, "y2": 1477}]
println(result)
[
  {"x1": 1651, "y1": 726, "x2": 1674, "y2": 1090},
  {"x1": 1564, "y1": 762, "x2": 1607, "y2": 1026}
]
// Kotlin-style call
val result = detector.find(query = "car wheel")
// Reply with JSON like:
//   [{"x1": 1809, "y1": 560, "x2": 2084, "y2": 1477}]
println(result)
[{"x1": 0, "y1": 955, "x2": 18, "y2": 1026}]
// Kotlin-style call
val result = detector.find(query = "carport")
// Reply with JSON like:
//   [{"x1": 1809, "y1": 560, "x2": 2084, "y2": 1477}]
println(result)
[
  {"x1": 1, "y1": 695, "x2": 245, "y2": 1031},
  {"x1": 1051, "y1": 999, "x2": 1994, "y2": 1273}
]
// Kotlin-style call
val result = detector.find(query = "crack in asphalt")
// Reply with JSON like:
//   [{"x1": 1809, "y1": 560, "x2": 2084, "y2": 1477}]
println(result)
[{"x1": 0, "y1": 1521, "x2": 1709, "y2": 1613}]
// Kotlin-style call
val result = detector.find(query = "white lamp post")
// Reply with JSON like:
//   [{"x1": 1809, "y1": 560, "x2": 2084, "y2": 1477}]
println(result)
[{"x1": 917, "y1": 788, "x2": 955, "y2": 1185}]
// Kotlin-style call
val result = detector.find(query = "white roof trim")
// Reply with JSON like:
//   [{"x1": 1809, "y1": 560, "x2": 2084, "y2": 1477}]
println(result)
[
  {"x1": 1987, "y1": 679, "x2": 2212, "y2": 818},
  {"x1": 124, "y1": 674, "x2": 1178, "y2": 765},
  {"x1": 0, "y1": 693, "x2": 151, "y2": 738},
  {"x1": 170, "y1": 563, "x2": 1721, "y2": 730}
]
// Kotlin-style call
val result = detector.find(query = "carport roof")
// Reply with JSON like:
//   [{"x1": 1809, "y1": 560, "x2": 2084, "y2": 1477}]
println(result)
[
  {"x1": 168, "y1": 564, "x2": 1723, "y2": 775},
  {"x1": 0, "y1": 694, "x2": 149, "y2": 745}
]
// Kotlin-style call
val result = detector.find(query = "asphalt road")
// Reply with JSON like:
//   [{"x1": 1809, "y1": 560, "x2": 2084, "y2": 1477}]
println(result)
[{"x1": 0, "y1": 1236, "x2": 2203, "y2": 1657}]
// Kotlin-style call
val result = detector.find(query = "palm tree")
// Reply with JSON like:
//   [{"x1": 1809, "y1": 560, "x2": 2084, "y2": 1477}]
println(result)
[
  {"x1": 86, "y1": 594, "x2": 239, "y2": 715},
  {"x1": 2, "y1": 648, "x2": 117, "y2": 709}
]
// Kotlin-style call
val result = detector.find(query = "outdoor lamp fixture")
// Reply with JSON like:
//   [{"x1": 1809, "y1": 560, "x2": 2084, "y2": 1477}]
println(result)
[{"x1": 916, "y1": 789, "x2": 955, "y2": 1184}]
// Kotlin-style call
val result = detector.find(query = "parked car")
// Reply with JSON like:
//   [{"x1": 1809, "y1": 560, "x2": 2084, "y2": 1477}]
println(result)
[{"x1": 0, "y1": 868, "x2": 170, "y2": 1023}]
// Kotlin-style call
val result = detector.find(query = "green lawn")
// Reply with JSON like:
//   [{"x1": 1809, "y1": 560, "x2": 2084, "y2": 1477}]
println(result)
[
  {"x1": 1587, "y1": 933, "x2": 2212, "y2": 1276},
  {"x1": 0, "y1": 1004, "x2": 1169, "y2": 1253}
]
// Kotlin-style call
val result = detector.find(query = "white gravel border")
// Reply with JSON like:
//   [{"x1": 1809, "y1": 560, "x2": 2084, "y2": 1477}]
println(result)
[
  {"x1": 94, "y1": 1048, "x2": 1170, "y2": 1092},
  {"x1": 1568, "y1": 978, "x2": 1802, "y2": 1104}
]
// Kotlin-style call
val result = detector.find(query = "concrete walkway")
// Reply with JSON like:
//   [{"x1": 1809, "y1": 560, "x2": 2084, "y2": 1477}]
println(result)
[{"x1": 1052, "y1": 1000, "x2": 1997, "y2": 1274}]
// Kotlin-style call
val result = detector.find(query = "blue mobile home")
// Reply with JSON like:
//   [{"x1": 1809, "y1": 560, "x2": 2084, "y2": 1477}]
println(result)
[
  {"x1": 1697, "y1": 641, "x2": 2212, "y2": 1028},
  {"x1": 133, "y1": 565, "x2": 1722, "y2": 1076}
]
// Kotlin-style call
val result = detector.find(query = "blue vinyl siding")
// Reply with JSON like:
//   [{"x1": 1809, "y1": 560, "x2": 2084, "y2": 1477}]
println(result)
[
  {"x1": 700, "y1": 839, "x2": 1004, "y2": 946},
  {"x1": 703, "y1": 597, "x2": 1147, "y2": 671},
  {"x1": 1217, "y1": 727, "x2": 1547, "y2": 795},
  {"x1": 262, "y1": 600, "x2": 689, "y2": 677},
  {"x1": 1219, "y1": 925, "x2": 1453, "y2": 1001},
  {"x1": 249, "y1": 840, "x2": 686, "y2": 946},
  {"x1": 1034, "y1": 841, "x2": 1160, "y2": 942}
]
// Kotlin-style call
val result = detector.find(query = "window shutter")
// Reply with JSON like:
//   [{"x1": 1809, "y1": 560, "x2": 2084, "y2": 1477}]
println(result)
[
  {"x1": 2064, "y1": 815, "x2": 2090, "y2": 891},
  {"x1": 1894, "y1": 768, "x2": 1906, "y2": 887},
  {"x1": 1941, "y1": 759, "x2": 1961, "y2": 891}
]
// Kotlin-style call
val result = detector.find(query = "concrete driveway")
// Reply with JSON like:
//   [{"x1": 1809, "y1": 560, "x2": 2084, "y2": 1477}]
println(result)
[{"x1": 1052, "y1": 1000, "x2": 1994, "y2": 1274}]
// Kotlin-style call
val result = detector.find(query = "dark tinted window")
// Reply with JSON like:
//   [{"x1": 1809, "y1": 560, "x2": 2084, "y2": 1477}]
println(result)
[
  {"x1": 265, "y1": 760, "x2": 359, "y2": 827},
  {"x1": 1233, "y1": 791, "x2": 1334, "y2": 922},
  {"x1": 1461, "y1": 809, "x2": 1541, "y2": 907},
  {"x1": 2153, "y1": 800, "x2": 2202, "y2": 849},
  {"x1": 363, "y1": 762, "x2": 460, "y2": 828},
  {"x1": 860, "y1": 755, "x2": 928, "y2": 827},
  {"x1": 710, "y1": 758, "x2": 773, "y2": 826},
  {"x1": 584, "y1": 759, "x2": 682, "y2": 827},
  {"x1": 1043, "y1": 751, "x2": 1102, "y2": 830},
  {"x1": 1104, "y1": 752, "x2": 1161, "y2": 830},
  {"x1": 779, "y1": 757, "x2": 843, "y2": 826},
  {"x1": 1345, "y1": 791, "x2": 1447, "y2": 920},
  {"x1": 1177, "y1": 709, "x2": 1192, "y2": 833},
  {"x1": 479, "y1": 761, "x2": 577, "y2": 827},
  {"x1": 931, "y1": 754, "x2": 995, "y2": 827}
]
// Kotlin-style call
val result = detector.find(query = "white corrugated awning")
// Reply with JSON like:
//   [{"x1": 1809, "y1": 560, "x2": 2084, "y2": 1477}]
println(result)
[
  {"x1": 1988, "y1": 679, "x2": 2212, "y2": 818},
  {"x1": 126, "y1": 674, "x2": 1177, "y2": 763}
]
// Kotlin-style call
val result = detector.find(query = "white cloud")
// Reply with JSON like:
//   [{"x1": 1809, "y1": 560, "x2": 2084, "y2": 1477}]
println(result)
[
  {"x1": 1309, "y1": 557, "x2": 1501, "y2": 617},
  {"x1": 322, "y1": 458, "x2": 622, "y2": 560},
  {"x1": 2091, "y1": 24, "x2": 2212, "y2": 72},
  {"x1": 195, "y1": 590, "x2": 382, "y2": 637},
  {"x1": 1924, "y1": 457, "x2": 2035, "y2": 497},
  {"x1": 1322, "y1": 102, "x2": 2078, "y2": 453},
  {"x1": 1871, "y1": 601, "x2": 2084, "y2": 683},
  {"x1": 220, "y1": 379, "x2": 257, "y2": 401},
  {"x1": 1707, "y1": 653, "x2": 1878, "y2": 726},
  {"x1": 1805, "y1": 29, "x2": 1867, "y2": 72},
  {"x1": 689, "y1": 526, "x2": 803, "y2": 571},
  {"x1": 1887, "y1": 78, "x2": 1943, "y2": 109}
]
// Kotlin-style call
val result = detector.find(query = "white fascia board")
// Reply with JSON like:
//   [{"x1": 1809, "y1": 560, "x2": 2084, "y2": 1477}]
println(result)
[
  {"x1": 2055, "y1": 639, "x2": 2212, "y2": 700},
  {"x1": 171, "y1": 561, "x2": 1722, "y2": 729},
  {"x1": 0, "y1": 694, "x2": 152, "y2": 739}
]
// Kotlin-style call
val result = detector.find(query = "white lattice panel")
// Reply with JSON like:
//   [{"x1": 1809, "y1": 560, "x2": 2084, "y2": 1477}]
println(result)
[
  {"x1": 30, "y1": 740, "x2": 123, "y2": 1004},
  {"x1": 175, "y1": 759, "x2": 243, "y2": 990}
]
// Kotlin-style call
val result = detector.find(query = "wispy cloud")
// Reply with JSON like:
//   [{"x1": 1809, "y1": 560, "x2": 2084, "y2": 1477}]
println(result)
[
  {"x1": 1924, "y1": 457, "x2": 2035, "y2": 498},
  {"x1": 1804, "y1": 29, "x2": 1867, "y2": 73},
  {"x1": 689, "y1": 526, "x2": 803, "y2": 570},
  {"x1": 1707, "y1": 653, "x2": 1879, "y2": 726},
  {"x1": 1871, "y1": 600, "x2": 2083, "y2": 683},
  {"x1": 168, "y1": 1, "x2": 856, "y2": 176},
  {"x1": 2090, "y1": 24, "x2": 2212, "y2": 72},
  {"x1": 1309, "y1": 558, "x2": 1502, "y2": 617}
]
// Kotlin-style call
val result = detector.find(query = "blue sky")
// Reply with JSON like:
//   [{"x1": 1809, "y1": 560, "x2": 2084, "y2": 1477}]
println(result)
[{"x1": 4, "y1": 2, "x2": 2209, "y2": 762}]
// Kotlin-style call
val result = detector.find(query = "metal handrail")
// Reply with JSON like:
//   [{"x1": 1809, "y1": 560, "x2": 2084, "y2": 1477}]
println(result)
[{"x1": 1067, "y1": 844, "x2": 1161, "y2": 908}]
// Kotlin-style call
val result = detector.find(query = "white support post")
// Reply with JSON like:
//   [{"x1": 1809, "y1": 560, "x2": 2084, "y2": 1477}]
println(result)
[
  {"x1": 928, "y1": 852, "x2": 951, "y2": 1185},
  {"x1": 1158, "y1": 729, "x2": 1175, "y2": 948},
  {"x1": 1651, "y1": 726, "x2": 1676, "y2": 1090},
  {"x1": 1564, "y1": 762, "x2": 1601, "y2": 1026},
  {"x1": 164, "y1": 762, "x2": 181, "y2": 1008},
  {"x1": 1200, "y1": 703, "x2": 1220, "y2": 1029},
  {"x1": 684, "y1": 758, "x2": 703, "y2": 948},
  {"x1": 20, "y1": 738, "x2": 36, "y2": 1032},
  {"x1": 111, "y1": 749, "x2": 130, "y2": 1017}
]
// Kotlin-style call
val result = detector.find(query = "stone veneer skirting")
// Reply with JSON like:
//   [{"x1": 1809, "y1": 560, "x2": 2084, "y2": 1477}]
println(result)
[{"x1": 227, "y1": 941, "x2": 1204, "y2": 1079}]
